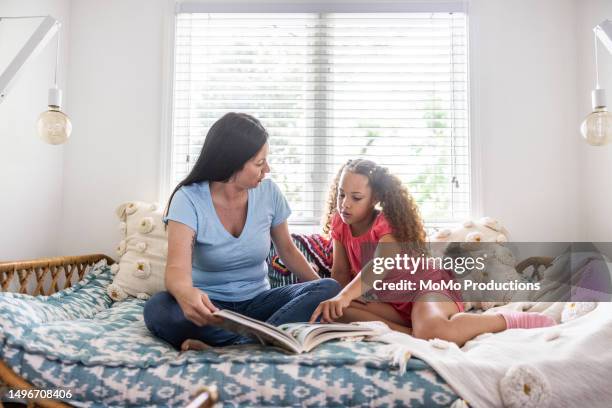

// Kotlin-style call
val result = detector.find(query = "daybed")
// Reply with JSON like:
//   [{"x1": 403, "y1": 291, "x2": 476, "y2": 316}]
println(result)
[
  {"x1": 4, "y1": 209, "x2": 609, "y2": 407},
  {"x1": 0, "y1": 254, "x2": 458, "y2": 408}
]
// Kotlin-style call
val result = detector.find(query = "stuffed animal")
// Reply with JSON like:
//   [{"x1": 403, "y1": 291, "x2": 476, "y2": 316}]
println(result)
[{"x1": 429, "y1": 217, "x2": 519, "y2": 311}]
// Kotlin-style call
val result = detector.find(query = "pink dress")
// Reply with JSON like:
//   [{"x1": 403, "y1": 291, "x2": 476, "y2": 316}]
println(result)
[{"x1": 330, "y1": 212, "x2": 464, "y2": 326}]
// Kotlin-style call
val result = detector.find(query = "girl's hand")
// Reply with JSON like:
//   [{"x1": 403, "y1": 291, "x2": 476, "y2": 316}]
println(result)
[
  {"x1": 309, "y1": 293, "x2": 352, "y2": 323},
  {"x1": 174, "y1": 286, "x2": 223, "y2": 326}
]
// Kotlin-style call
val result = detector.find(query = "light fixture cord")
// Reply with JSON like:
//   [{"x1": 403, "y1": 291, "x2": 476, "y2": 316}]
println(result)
[
  {"x1": 594, "y1": 28, "x2": 600, "y2": 89},
  {"x1": 54, "y1": 23, "x2": 60, "y2": 87}
]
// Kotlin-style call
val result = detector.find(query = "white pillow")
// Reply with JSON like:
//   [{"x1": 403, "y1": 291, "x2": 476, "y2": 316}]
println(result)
[
  {"x1": 428, "y1": 217, "x2": 513, "y2": 312},
  {"x1": 107, "y1": 202, "x2": 168, "y2": 301}
]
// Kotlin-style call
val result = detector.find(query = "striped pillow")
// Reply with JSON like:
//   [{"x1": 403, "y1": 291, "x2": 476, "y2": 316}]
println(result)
[{"x1": 267, "y1": 233, "x2": 333, "y2": 288}]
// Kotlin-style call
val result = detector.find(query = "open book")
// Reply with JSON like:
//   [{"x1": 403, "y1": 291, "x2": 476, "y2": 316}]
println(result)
[{"x1": 214, "y1": 309, "x2": 380, "y2": 354}]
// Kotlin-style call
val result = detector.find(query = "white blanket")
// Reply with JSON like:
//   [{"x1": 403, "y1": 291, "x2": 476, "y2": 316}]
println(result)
[{"x1": 370, "y1": 301, "x2": 612, "y2": 408}]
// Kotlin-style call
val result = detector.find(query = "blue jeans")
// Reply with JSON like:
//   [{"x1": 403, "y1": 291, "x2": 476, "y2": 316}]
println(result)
[{"x1": 143, "y1": 278, "x2": 341, "y2": 349}]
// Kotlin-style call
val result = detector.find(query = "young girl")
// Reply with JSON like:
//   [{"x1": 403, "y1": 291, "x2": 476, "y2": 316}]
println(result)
[{"x1": 310, "y1": 159, "x2": 555, "y2": 346}]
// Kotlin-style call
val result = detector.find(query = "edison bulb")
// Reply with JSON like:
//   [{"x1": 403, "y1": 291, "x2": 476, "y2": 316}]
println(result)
[
  {"x1": 37, "y1": 86, "x2": 71, "y2": 145},
  {"x1": 37, "y1": 108, "x2": 72, "y2": 145},
  {"x1": 580, "y1": 108, "x2": 612, "y2": 146}
]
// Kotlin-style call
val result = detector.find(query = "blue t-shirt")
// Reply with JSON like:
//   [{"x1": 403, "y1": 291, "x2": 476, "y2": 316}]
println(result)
[{"x1": 163, "y1": 179, "x2": 291, "y2": 301}]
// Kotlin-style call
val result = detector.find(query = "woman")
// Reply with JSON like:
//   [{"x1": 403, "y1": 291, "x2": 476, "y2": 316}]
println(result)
[{"x1": 144, "y1": 112, "x2": 340, "y2": 350}]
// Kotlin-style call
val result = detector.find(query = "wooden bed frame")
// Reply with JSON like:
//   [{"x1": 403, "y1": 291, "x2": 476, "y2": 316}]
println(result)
[{"x1": 0, "y1": 254, "x2": 217, "y2": 408}]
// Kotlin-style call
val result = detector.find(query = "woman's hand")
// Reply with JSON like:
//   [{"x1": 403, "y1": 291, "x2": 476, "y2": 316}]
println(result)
[
  {"x1": 309, "y1": 293, "x2": 352, "y2": 323},
  {"x1": 174, "y1": 286, "x2": 223, "y2": 327}
]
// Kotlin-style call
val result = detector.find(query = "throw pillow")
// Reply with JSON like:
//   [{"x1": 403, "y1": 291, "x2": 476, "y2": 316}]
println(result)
[
  {"x1": 267, "y1": 233, "x2": 332, "y2": 288},
  {"x1": 107, "y1": 202, "x2": 168, "y2": 301}
]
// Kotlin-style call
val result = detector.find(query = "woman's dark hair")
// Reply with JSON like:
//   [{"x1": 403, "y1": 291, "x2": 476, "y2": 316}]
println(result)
[{"x1": 163, "y1": 112, "x2": 268, "y2": 223}]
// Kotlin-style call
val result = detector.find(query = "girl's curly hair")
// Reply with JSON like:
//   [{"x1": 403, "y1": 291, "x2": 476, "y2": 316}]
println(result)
[{"x1": 322, "y1": 159, "x2": 426, "y2": 247}]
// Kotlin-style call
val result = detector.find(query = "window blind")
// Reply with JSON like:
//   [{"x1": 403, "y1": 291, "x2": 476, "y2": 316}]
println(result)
[{"x1": 172, "y1": 11, "x2": 470, "y2": 225}]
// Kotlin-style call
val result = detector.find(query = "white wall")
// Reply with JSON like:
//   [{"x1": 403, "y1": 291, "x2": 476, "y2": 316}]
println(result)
[
  {"x1": 58, "y1": 0, "x2": 169, "y2": 257},
  {"x1": 0, "y1": 0, "x2": 71, "y2": 260},
  {"x1": 470, "y1": 0, "x2": 581, "y2": 241},
  {"x1": 576, "y1": 0, "x2": 612, "y2": 241},
  {"x1": 2, "y1": 0, "x2": 603, "y2": 260}
]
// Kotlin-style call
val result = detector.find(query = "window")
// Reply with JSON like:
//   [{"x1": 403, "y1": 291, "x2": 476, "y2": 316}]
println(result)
[{"x1": 169, "y1": 3, "x2": 470, "y2": 226}]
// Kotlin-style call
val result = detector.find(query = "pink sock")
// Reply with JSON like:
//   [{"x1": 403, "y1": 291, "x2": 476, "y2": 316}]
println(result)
[{"x1": 497, "y1": 311, "x2": 556, "y2": 329}]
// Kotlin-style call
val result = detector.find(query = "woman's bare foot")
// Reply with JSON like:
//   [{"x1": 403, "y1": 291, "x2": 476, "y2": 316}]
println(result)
[{"x1": 181, "y1": 338, "x2": 211, "y2": 351}]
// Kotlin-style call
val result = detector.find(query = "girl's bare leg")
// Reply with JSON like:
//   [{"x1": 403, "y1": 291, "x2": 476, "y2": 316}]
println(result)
[
  {"x1": 349, "y1": 300, "x2": 407, "y2": 325},
  {"x1": 411, "y1": 293, "x2": 506, "y2": 347},
  {"x1": 338, "y1": 301, "x2": 412, "y2": 335}
]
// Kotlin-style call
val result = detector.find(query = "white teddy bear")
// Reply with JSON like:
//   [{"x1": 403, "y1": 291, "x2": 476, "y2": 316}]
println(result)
[{"x1": 429, "y1": 217, "x2": 520, "y2": 311}]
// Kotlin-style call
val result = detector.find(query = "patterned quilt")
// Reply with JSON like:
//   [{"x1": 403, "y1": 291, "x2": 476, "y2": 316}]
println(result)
[{"x1": 0, "y1": 263, "x2": 458, "y2": 407}]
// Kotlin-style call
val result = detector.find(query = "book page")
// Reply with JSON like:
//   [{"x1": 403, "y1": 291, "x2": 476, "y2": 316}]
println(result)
[
  {"x1": 214, "y1": 310, "x2": 302, "y2": 352},
  {"x1": 218, "y1": 309, "x2": 283, "y2": 332},
  {"x1": 278, "y1": 322, "x2": 376, "y2": 346},
  {"x1": 213, "y1": 311, "x2": 378, "y2": 353},
  {"x1": 302, "y1": 329, "x2": 375, "y2": 352}
]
